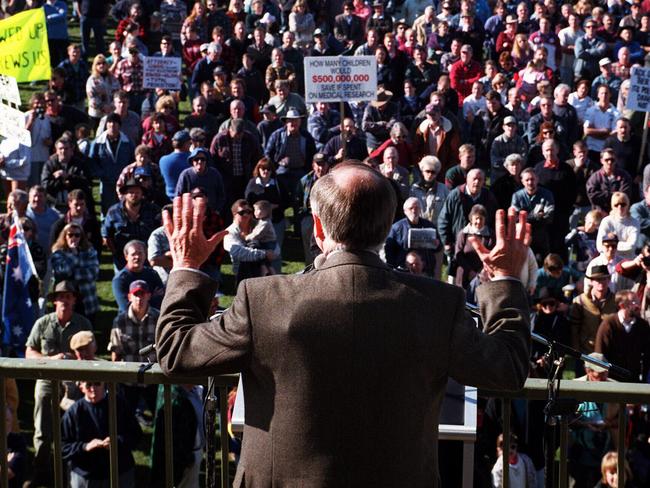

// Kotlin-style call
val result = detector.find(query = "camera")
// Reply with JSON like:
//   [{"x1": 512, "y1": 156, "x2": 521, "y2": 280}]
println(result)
[{"x1": 36, "y1": 106, "x2": 45, "y2": 119}]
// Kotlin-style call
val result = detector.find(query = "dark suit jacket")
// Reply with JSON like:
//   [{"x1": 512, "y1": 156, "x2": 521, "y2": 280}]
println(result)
[
  {"x1": 157, "y1": 250, "x2": 530, "y2": 487},
  {"x1": 334, "y1": 14, "x2": 365, "y2": 46}
]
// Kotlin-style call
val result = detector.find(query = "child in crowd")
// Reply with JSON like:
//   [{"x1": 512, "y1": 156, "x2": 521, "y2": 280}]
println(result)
[
  {"x1": 491, "y1": 433, "x2": 537, "y2": 488},
  {"x1": 75, "y1": 124, "x2": 92, "y2": 157},
  {"x1": 595, "y1": 451, "x2": 634, "y2": 487},
  {"x1": 246, "y1": 200, "x2": 277, "y2": 276}
]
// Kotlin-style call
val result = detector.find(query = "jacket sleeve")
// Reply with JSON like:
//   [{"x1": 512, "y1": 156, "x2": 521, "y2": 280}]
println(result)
[
  {"x1": 156, "y1": 269, "x2": 252, "y2": 375},
  {"x1": 448, "y1": 280, "x2": 530, "y2": 391}
]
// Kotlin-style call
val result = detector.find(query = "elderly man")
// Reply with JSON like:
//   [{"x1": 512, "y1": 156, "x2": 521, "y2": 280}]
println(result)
[
  {"x1": 267, "y1": 80, "x2": 307, "y2": 118},
  {"x1": 190, "y1": 42, "x2": 224, "y2": 97},
  {"x1": 112, "y1": 240, "x2": 164, "y2": 312},
  {"x1": 156, "y1": 162, "x2": 530, "y2": 487},
  {"x1": 175, "y1": 147, "x2": 226, "y2": 214},
  {"x1": 490, "y1": 116, "x2": 528, "y2": 181},
  {"x1": 438, "y1": 168, "x2": 498, "y2": 258},
  {"x1": 379, "y1": 146, "x2": 410, "y2": 199},
  {"x1": 24, "y1": 281, "x2": 92, "y2": 487},
  {"x1": 385, "y1": 197, "x2": 441, "y2": 277},
  {"x1": 491, "y1": 153, "x2": 524, "y2": 211},
  {"x1": 511, "y1": 168, "x2": 555, "y2": 262},
  {"x1": 218, "y1": 99, "x2": 262, "y2": 141}
]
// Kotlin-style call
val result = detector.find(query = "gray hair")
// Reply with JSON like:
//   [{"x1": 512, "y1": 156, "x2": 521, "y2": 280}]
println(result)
[
  {"x1": 418, "y1": 156, "x2": 441, "y2": 173},
  {"x1": 403, "y1": 197, "x2": 421, "y2": 211},
  {"x1": 504, "y1": 153, "x2": 524, "y2": 167},
  {"x1": 123, "y1": 239, "x2": 147, "y2": 256}
]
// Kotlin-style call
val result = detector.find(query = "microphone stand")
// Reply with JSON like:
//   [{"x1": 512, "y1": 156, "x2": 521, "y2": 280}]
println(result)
[{"x1": 531, "y1": 333, "x2": 631, "y2": 488}]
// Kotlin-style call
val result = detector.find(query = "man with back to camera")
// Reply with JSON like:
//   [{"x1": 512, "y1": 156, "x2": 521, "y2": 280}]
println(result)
[{"x1": 156, "y1": 162, "x2": 531, "y2": 487}]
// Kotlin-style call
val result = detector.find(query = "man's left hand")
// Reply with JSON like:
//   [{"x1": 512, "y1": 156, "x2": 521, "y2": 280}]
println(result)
[{"x1": 163, "y1": 194, "x2": 228, "y2": 270}]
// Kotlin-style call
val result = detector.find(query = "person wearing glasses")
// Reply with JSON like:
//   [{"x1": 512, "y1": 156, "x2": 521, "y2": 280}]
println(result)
[
  {"x1": 574, "y1": 19, "x2": 607, "y2": 81},
  {"x1": 50, "y1": 223, "x2": 100, "y2": 323},
  {"x1": 596, "y1": 193, "x2": 640, "y2": 261},
  {"x1": 586, "y1": 149, "x2": 635, "y2": 213},
  {"x1": 86, "y1": 54, "x2": 120, "y2": 130}
]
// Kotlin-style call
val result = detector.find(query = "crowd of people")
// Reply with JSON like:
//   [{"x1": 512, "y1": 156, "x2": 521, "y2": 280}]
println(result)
[{"x1": 0, "y1": 0, "x2": 650, "y2": 485}]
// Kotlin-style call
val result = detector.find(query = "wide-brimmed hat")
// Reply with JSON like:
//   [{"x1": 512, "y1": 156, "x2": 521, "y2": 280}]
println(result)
[
  {"x1": 371, "y1": 87, "x2": 393, "y2": 107},
  {"x1": 585, "y1": 264, "x2": 610, "y2": 280},
  {"x1": 281, "y1": 108, "x2": 305, "y2": 120},
  {"x1": 48, "y1": 280, "x2": 78, "y2": 301},
  {"x1": 119, "y1": 177, "x2": 146, "y2": 194}
]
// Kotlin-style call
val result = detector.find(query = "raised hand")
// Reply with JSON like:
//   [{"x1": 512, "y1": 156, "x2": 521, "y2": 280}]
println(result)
[
  {"x1": 469, "y1": 207, "x2": 531, "y2": 279},
  {"x1": 163, "y1": 194, "x2": 228, "y2": 270}
]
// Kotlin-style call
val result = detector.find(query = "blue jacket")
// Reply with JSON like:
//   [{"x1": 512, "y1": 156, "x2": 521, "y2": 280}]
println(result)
[
  {"x1": 44, "y1": 1, "x2": 68, "y2": 40},
  {"x1": 631, "y1": 200, "x2": 650, "y2": 249},
  {"x1": 89, "y1": 131, "x2": 135, "y2": 212}
]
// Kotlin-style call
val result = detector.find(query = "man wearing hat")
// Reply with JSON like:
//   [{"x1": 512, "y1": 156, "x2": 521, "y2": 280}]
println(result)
[
  {"x1": 569, "y1": 264, "x2": 617, "y2": 358},
  {"x1": 175, "y1": 147, "x2": 226, "y2": 213},
  {"x1": 109, "y1": 279, "x2": 160, "y2": 420},
  {"x1": 311, "y1": 28, "x2": 337, "y2": 57},
  {"x1": 24, "y1": 281, "x2": 92, "y2": 486},
  {"x1": 268, "y1": 79, "x2": 307, "y2": 118},
  {"x1": 366, "y1": 0, "x2": 393, "y2": 39},
  {"x1": 102, "y1": 175, "x2": 162, "y2": 269},
  {"x1": 361, "y1": 86, "x2": 400, "y2": 152},
  {"x1": 257, "y1": 104, "x2": 283, "y2": 148},
  {"x1": 334, "y1": 1, "x2": 365, "y2": 49},
  {"x1": 89, "y1": 112, "x2": 136, "y2": 214},
  {"x1": 211, "y1": 118, "x2": 263, "y2": 206},
  {"x1": 590, "y1": 57, "x2": 622, "y2": 103},
  {"x1": 490, "y1": 115, "x2": 528, "y2": 181},
  {"x1": 160, "y1": 130, "x2": 192, "y2": 201}
]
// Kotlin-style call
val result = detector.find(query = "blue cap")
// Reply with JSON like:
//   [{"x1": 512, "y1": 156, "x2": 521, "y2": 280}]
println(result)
[
  {"x1": 188, "y1": 147, "x2": 210, "y2": 162},
  {"x1": 172, "y1": 130, "x2": 191, "y2": 144}
]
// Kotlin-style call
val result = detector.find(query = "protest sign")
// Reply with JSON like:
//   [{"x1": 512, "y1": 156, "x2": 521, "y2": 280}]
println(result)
[
  {"x1": 304, "y1": 56, "x2": 377, "y2": 103},
  {"x1": 143, "y1": 56, "x2": 182, "y2": 90},
  {"x1": 627, "y1": 67, "x2": 650, "y2": 112},
  {"x1": 0, "y1": 75, "x2": 20, "y2": 106},
  {"x1": 0, "y1": 8, "x2": 51, "y2": 82},
  {"x1": 0, "y1": 104, "x2": 31, "y2": 146}
]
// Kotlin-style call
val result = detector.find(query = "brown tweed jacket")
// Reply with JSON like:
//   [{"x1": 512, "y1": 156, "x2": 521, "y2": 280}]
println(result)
[{"x1": 156, "y1": 250, "x2": 530, "y2": 488}]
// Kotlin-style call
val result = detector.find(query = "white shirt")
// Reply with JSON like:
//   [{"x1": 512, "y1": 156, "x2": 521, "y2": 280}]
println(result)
[{"x1": 583, "y1": 104, "x2": 620, "y2": 152}]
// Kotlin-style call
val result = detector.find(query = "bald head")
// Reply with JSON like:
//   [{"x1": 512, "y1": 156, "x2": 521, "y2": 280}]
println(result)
[{"x1": 311, "y1": 163, "x2": 396, "y2": 250}]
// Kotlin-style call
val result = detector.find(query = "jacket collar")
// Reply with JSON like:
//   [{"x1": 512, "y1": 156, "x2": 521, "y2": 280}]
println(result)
[{"x1": 314, "y1": 249, "x2": 389, "y2": 272}]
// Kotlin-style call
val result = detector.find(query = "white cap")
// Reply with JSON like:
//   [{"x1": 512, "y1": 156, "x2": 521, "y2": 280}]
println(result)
[{"x1": 599, "y1": 57, "x2": 612, "y2": 66}]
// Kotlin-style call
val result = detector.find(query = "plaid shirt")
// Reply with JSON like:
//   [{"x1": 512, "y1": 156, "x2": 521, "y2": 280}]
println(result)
[
  {"x1": 115, "y1": 58, "x2": 144, "y2": 93},
  {"x1": 50, "y1": 248, "x2": 100, "y2": 316},
  {"x1": 108, "y1": 306, "x2": 159, "y2": 362}
]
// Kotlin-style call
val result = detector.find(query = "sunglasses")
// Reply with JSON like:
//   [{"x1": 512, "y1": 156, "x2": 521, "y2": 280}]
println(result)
[
  {"x1": 67, "y1": 232, "x2": 81, "y2": 238},
  {"x1": 547, "y1": 266, "x2": 562, "y2": 272},
  {"x1": 193, "y1": 157, "x2": 207, "y2": 162},
  {"x1": 237, "y1": 210, "x2": 252, "y2": 216}
]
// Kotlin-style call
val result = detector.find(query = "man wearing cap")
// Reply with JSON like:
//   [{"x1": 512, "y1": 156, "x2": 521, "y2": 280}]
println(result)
[
  {"x1": 362, "y1": 87, "x2": 401, "y2": 152},
  {"x1": 596, "y1": 289, "x2": 650, "y2": 382},
  {"x1": 490, "y1": 115, "x2": 528, "y2": 181},
  {"x1": 366, "y1": 0, "x2": 393, "y2": 39},
  {"x1": 257, "y1": 104, "x2": 283, "y2": 149},
  {"x1": 587, "y1": 233, "x2": 633, "y2": 292},
  {"x1": 90, "y1": 112, "x2": 136, "y2": 214},
  {"x1": 160, "y1": 130, "x2": 192, "y2": 201},
  {"x1": 449, "y1": 45, "x2": 482, "y2": 108},
  {"x1": 211, "y1": 118, "x2": 263, "y2": 206},
  {"x1": 112, "y1": 240, "x2": 164, "y2": 313},
  {"x1": 574, "y1": 19, "x2": 607, "y2": 81},
  {"x1": 569, "y1": 264, "x2": 617, "y2": 357},
  {"x1": 590, "y1": 58, "x2": 622, "y2": 104},
  {"x1": 190, "y1": 42, "x2": 224, "y2": 97},
  {"x1": 25, "y1": 281, "x2": 92, "y2": 486},
  {"x1": 620, "y1": 1, "x2": 643, "y2": 29},
  {"x1": 334, "y1": 2, "x2": 365, "y2": 49},
  {"x1": 175, "y1": 147, "x2": 226, "y2": 213}
]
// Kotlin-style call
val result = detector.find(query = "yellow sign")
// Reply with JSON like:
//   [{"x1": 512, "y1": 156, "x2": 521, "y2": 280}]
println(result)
[{"x1": 0, "y1": 8, "x2": 51, "y2": 82}]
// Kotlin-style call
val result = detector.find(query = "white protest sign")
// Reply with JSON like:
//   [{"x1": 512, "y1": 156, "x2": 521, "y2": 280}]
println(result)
[
  {"x1": 0, "y1": 104, "x2": 30, "y2": 145},
  {"x1": 0, "y1": 74, "x2": 20, "y2": 106},
  {"x1": 143, "y1": 56, "x2": 182, "y2": 90},
  {"x1": 304, "y1": 56, "x2": 377, "y2": 103},
  {"x1": 627, "y1": 67, "x2": 650, "y2": 112}
]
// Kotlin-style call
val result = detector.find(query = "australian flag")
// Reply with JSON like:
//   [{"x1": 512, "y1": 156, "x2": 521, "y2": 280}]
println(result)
[{"x1": 2, "y1": 215, "x2": 37, "y2": 357}]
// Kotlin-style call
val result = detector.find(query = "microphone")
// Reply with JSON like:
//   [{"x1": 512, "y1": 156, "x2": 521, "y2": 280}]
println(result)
[{"x1": 139, "y1": 343, "x2": 156, "y2": 357}]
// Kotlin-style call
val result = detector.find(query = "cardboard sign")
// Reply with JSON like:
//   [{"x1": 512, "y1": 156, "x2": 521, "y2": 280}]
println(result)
[
  {"x1": 143, "y1": 56, "x2": 182, "y2": 90},
  {"x1": 0, "y1": 104, "x2": 31, "y2": 146},
  {"x1": 0, "y1": 75, "x2": 20, "y2": 106},
  {"x1": 0, "y1": 8, "x2": 51, "y2": 82},
  {"x1": 627, "y1": 67, "x2": 650, "y2": 112},
  {"x1": 304, "y1": 56, "x2": 377, "y2": 103}
]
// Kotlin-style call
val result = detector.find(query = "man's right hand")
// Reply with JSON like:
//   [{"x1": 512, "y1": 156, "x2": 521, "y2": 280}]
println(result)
[
  {"x1": 470, "y1": 208, "x2": 531, "y2": 279},
  {"x1": 84, "y1": 438, "x2": 107, "y2": 451}
]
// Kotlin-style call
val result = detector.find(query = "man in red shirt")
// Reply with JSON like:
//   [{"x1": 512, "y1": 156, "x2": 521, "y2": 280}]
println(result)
[{"x1": 449, "y1": 44, "x2": 482, "y2": 108}]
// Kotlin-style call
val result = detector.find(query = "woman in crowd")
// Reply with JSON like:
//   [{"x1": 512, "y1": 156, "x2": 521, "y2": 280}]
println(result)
[
  {"x1": 50, "y1": 222, "x2": 100, "y2": 323},
  {"x1": 181, "y1": 0, "x2": 208, "y2": 44},
  {"x1": 596, "y1": 192, "x2": 640, "y2": 260},
  {"x1": 86, "y1": 54, "x2": 120, "y2": 130},
  {"x1": 288, "y1": 0, "x2": 314, "y2": 51},
  {"x1": 511, "y1": 33, "x2": 532, "y2": 70},
  {"x1": 568, "y1": 79, "x2": 594, "y2": 124}
]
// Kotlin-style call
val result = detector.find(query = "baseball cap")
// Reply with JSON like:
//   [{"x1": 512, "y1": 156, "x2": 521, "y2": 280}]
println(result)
[
  {"x1": 503, "y1": 115, "x2": 517, "y2": 125},
  {"x1": 69, "y1": 331, "x2": 95, "y2": 351},
  {"x1": 129, "y1": 280, "x2": 151, "y2": 294},
  {"x1": 172, "y1": 130, "x2": 191, "y2": 144},
  {"x1": 599, "y1": 57, "x2": 612, "y2": 66}
]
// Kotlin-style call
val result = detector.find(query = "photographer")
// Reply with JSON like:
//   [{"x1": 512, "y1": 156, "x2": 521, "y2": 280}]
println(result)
[
  {"x1": 25, "y1": 93, "x2": 52, "y2": 187},
  {"x1": 385, "y1": 197, "x2": 441, "y2": 277}
]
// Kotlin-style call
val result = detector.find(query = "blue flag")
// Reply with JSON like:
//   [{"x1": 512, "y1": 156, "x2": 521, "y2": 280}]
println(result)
[{"x1": 2, "y1": 215, "x2": 37, "y2": 356}]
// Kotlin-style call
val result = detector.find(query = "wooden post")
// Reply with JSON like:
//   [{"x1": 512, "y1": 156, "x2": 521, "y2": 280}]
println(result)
[{"x1": 340, "y1": 100, "x2": 346, "y2": 161}]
